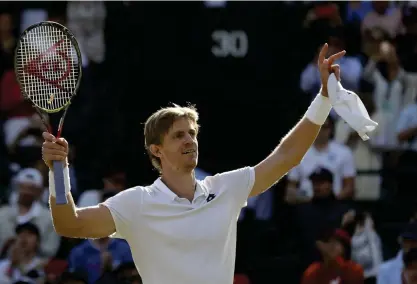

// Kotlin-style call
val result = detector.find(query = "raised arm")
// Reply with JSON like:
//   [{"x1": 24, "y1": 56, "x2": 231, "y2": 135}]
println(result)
[
  {"x1": 250, "y1": 44, "x2": 345, "y2": 197},
  {"x1": 42, "y1": 132, "x2": 116, "y2": 239}
]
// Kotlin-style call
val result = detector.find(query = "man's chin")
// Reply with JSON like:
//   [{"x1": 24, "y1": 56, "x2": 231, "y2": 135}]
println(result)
[{"x1": 184, "y1": 160, "x2": 198, "y2": 171}]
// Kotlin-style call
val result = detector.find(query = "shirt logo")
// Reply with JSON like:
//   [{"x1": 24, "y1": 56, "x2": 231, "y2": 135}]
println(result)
[{"x1": 206, "y1": 194, "x2": 216, "y2": 202}]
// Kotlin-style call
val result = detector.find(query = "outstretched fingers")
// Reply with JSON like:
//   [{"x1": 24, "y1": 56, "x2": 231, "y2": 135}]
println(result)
[{"x1": 318, "y1": 43, "x2": 328, "y2": 64}]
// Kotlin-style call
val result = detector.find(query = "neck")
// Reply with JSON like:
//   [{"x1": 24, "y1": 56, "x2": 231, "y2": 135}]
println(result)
[
  {"x1": 161, "y1": 169, "x2": 196, "y2": 200},
  {"x1": 314, "y1": 141, "x2": 329, "y2": 151},
  {"x1": 18, "y1": 204, "x2": 31, "y2": 215},
  {"x1": 93, "y1": 238, "x2": 110, "y2": 249},
  {"x1": 21, "y1": 251, "x2": 36, "y2": 265}
]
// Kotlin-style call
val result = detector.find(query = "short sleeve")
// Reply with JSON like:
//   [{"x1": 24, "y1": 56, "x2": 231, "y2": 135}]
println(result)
[
  {"x1": 203, "y1": 167, "x2": 255, "y2": 209},
  {"x1": 102, "y1": 187, "x2": 143, "y2": 239},
  {"x1": 341, "y1": 148, "x2": 356, "y2": 177}
]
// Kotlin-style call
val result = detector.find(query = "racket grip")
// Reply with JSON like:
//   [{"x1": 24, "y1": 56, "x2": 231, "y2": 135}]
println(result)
[{"x1": 53, "y1": 161, "x2": 68, "y2": 205}]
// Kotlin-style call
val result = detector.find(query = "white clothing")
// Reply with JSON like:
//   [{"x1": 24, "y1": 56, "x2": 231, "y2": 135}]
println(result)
[
  {"x1": 103, "y1": 167, "x2": 255, "y2": 284},
  {"x1": 287, "y1": 141, "x2": 356, "y2": 197},
  {"x1": 396, "y1": 103, "x2": 417, "y2": 152},
  {"x1": 377, "y1": 250, "x2": 403, "y2": 284}
]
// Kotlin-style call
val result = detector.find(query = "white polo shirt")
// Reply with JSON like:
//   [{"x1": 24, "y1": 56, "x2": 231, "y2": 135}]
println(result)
[
  {"x1": 103, "y1": 167, "x2": 255, "y2": 284},
  {"x1": 287, "y1": 141, "x2": 356, "y2": 197}
]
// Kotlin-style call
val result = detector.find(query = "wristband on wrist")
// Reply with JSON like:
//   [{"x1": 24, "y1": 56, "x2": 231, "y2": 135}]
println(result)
[
  {"x1": 49, "y1": 166, "x2": 71, "y2": 197},
  {"x1": 305, "y1": 94, "x2": 332, "y2": 125}
]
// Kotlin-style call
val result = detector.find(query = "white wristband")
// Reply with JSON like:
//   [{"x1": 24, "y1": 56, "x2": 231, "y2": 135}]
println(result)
[
  {"x1": 305, "y1": 94, "x2": 332, "y2": 125},
  {"x1": 48, "y1": 167, "x2": 71, "y2": 197}
]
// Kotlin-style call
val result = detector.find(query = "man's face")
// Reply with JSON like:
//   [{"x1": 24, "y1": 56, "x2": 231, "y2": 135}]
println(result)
[
  {"x1": 156, "y1": 117, "x2": 198, "y2": 173},
  {"x1": 405, "y1": 262, "x2": 417, "y2": 284},
  {"x1": 316, "y1": 238, "x2": 344, "y2": 259},
  {"x1": 312, "y1": 180, "x2": 332, "y2": 198},
  {"x1": 18, "y1": 183, "x2": 41, "y2": 207},
  {"x1": 16, "y1": 230, "x2": 38, "y2": 254}
]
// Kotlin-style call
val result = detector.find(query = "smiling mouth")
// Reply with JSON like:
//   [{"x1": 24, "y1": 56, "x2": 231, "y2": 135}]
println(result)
[{"x1": 182, "y1": 149, "x2": 196, "y2": 154}]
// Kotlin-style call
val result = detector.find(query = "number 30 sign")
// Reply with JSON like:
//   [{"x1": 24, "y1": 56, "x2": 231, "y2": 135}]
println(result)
[{"x1": 211, "y1": 30, "x2": 248, "y2": 58}]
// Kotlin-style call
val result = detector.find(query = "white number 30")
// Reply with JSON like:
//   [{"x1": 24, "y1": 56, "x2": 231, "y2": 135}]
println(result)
[{"x1": 211, "y1": 30, "x2": 248, "y2": 58}]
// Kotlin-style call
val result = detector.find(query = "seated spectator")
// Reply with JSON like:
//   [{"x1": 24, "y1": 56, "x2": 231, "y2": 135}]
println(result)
[
  {"x1": 286, "y1": 117, "x2": 356, "y2": 203},
  {"x1": 396, "y1": 3, "x2": 417, "y2": 73},
  {"x1": 361, "y1": 1, "x2": 404, "y2": 39},
  {"x1": 68, "y1": 192, "x2": 133, "y2": 284},
  {"x1": 345, "y1": 1, "x2": 374, "y2": 24},
  {"x1": 0, "y1": 223, "x2": 46, "y2": 284},
  {"x1": 301, "y1": 228, "x2": 364, "y2": 283},
  {"x1": 291, "y1": 167, "x2": 351, "y2": 265},
  {"x1": 377, "y1": 222, "x2": 417, "y2": 284},
  {"x1": 300, "y1": 32, "x2": 363, "y2": 100},
  {"x1": 0, "y1": 168, "x2": 60, "y2": 258},
  {"x1": 363, "y1": 40, "x2": 415, "y2": 151},
  {"x1": 402, "y1": 248, "x2": 417, "y2": 284},
  {"x1": 342, "y1": 210, "x2": 383, "y2": 282}
]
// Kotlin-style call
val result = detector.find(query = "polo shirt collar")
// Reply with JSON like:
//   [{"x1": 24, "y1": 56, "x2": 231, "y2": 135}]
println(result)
[{"x1": 153, "y1": 178, "x2": 207, "y2": 201}]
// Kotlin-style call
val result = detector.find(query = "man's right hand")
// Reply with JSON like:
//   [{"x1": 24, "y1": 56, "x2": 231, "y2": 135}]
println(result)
[{"x1": 42, "y1": 132, "x2": 69, "y2": 169}]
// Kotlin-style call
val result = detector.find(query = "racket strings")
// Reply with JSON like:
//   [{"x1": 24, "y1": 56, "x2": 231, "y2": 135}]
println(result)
[{"x1": 16, "y1": 24, "x2": 79, "y2": 111}]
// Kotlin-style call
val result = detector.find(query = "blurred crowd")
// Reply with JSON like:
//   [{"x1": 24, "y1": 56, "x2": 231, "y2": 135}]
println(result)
[{"x1": 0, "y1": 1, "x2": 417, "y2": 284}]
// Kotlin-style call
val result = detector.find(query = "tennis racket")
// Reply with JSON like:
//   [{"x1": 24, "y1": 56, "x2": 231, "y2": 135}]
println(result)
[{"x1": 14, "y1": 21, "x2": 82, "y2": 205}]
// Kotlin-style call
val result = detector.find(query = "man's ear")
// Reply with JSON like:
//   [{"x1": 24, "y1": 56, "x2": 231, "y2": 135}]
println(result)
[{"x1": 150, "y1": 144, "x2": 162, "y2": 158}]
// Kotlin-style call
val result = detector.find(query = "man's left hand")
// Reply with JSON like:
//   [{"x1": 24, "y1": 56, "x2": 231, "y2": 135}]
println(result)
[{"x1": 317, "y1": 43, "x2": 346, "y2": 97}]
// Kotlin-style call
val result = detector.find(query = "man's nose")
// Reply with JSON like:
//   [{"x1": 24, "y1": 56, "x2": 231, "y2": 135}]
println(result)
[{"x1": 184, "y1": 133, "x2": 195, "y2": 143}]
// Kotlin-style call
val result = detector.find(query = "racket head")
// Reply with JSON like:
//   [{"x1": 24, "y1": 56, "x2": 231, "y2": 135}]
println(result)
[{"x1": 14, "y1": 21, "x2": 82, "y2": 114}]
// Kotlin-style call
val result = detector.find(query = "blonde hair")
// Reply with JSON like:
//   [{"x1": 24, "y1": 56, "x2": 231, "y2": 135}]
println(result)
[{"x1": 144, "y1": 104, "x2": 199, "y2": 171}]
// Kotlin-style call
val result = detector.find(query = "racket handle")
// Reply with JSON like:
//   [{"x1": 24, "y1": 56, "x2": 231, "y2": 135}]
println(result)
[{"x1": 53, "y1": 161, "x2": 68, "y2": 205}]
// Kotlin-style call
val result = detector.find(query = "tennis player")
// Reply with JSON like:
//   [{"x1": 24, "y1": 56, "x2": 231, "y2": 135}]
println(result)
[{"x1": 42, "y1": 43, "x2": 345, "y2": 284}]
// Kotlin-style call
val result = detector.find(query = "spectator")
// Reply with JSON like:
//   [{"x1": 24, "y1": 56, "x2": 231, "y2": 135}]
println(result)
[
  {"x1": 343, "y1": 210, "x2": 383, "y2": 282},
  {"x1": 300, "y1": 32, "x2": 363, "y2": 99},
  {"x1": 66, "y1": 1, "x2": 106, "y2": 67},
  {"x1": 345, "y1": 1, "x2": 374, "y2": 24},
  {"x1": 286, "y1": 117, "x2": 356, "y2": 203},
  {"x1": 361, "y1": 1, "x2": 404, "y2": 39},
  {"x1": 0, "y1": 223, "x2": 46, "y2": 284},
  {"x1": 396, "y1": 3, "x2": 417, "y2": 73},
  {"x1": 0, "y1": 168, "x2": 60, "y2": 258},
  {"x1": 402, "y1": 248, "x2": 417, "y2": 284},
  {"x1": 301, "y1": 228, "x2": 364, "y2": 283},
  {"x1": 291, "y1": 167, "x2": 351, "y2": 265},
  {"x1": 363, "y1": 40, "x2": 415, "y2": 150},
  {"x1": 68, "y1": 192, "x2": 133, "y2": 284},
  {"x1": 377, "y1": 222, "x2": 417, "y2": 284},
  {"x1": 68, "y1": 237, "x2": 133, "y2": 284}
]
